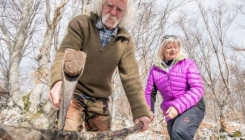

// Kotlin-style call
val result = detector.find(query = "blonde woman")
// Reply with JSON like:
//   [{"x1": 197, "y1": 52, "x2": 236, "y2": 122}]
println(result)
[{"x1": 145, "y1": 35, "x2": 205, "y2": 139}]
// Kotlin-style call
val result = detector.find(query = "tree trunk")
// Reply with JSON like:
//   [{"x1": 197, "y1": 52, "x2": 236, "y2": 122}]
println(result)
[
  {"x1": 9, "y1": 0, "x2": 32, "y2": 109},
  {"x1": 82, "y1": 0, "x2": 90, "y2": 14},
  {"x1": 219, "y1": 104, "x2": 228, "y2": 132},
  {"x1": 29, "y1": 28, "x2": 55, "y2": 113},
  {"x1": 29, "y1": 0, "x2": 69, "y2": 114}
]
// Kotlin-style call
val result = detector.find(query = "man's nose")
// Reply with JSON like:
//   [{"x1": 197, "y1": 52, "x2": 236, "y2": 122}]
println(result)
[{"x1": 110, "y1": 7, "x2": 117, "y2": 16}]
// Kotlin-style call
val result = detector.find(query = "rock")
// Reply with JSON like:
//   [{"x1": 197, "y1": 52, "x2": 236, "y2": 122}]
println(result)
[{"x1": 226, "y1": 137, "x2": 233, "y2": 140}]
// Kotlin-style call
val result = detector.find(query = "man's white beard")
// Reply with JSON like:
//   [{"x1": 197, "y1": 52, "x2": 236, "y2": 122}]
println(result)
[{"x1": 102, "y1": 13, "x2": 119, "y2": 29}]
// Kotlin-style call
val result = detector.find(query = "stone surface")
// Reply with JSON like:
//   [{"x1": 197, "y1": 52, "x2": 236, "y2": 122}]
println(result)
[{"x1": 63, "y1": 49, "x2": 87, "y2": 77}]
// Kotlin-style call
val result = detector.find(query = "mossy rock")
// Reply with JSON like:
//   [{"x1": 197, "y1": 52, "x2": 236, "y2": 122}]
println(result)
[
  {"x1": 232, "y1": 131, "x2": 242, "y2": 137},
  {"x1": 219, "y1": 135, "x2": 226, "y2": 139},
  {"x1": 23, "y1": 92, "x2": 31, "y2": 111}
]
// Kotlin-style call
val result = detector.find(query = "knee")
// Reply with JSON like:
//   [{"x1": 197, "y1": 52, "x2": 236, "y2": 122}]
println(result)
[{"x1": 171, "y1": 127, "x2": 186, "y2": 138}]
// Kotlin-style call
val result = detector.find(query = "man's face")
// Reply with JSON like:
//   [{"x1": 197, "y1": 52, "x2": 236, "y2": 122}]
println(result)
[{"x1": 102, "y1": 0, "x2": 127, "y2": 30}]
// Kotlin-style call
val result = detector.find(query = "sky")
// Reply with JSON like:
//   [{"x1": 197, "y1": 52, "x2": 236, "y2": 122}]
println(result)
[
  {"x1": 166, "y1": 0, "x2": 245, "y2": 45},
  {"x1": 203, "y1": 0, "x2": 245, "y2": 45}
]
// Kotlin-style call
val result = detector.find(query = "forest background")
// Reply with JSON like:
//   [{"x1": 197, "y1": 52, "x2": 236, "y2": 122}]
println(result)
[{"x1": 0, "y1": 0, "x2": 245, "y2": 139}]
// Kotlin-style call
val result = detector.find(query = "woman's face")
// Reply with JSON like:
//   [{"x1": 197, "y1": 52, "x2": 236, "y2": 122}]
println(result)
[{"x1": 163, "y1": 42, "x2": 179, "y2": 61}]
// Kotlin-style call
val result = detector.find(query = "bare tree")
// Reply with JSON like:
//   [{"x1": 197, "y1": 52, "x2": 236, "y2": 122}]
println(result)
[
  {"x1": 82, "y1": 0, "x2": 90, "y2": 15},
  {"x1": 235, "y1": 0, "x2": 245, "y2": 30},
  {"x1": 132, "y1": 0, "x2": 193, "y2": 83},
  {"x1": 176, "y1": 0, "x2": 242, "y2": 132},
  {"x1": 28, "y1": 0, "x2": 70, "y2": 114},
  {"x1": 228, "y1": 61, "x2": 245, "y2": 122},
  {"x1": 0, "y1": 0, "x2": 43, "y2": 108}
]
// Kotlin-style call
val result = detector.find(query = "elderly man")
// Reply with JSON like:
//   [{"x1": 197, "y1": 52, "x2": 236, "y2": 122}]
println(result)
[{"x1": 48, "y1": 0, "x2": 151, "y2": 132}]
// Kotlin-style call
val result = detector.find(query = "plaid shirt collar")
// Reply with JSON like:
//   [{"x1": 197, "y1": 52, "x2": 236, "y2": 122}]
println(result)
[{"x1": 95, "y1": 17, "x2": 119, "y2": 48}]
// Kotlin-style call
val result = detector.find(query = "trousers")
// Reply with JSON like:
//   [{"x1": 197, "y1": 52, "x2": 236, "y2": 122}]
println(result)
[
  {"x1": 63, "y1": 93, "x2": 111, "y2": 132},
  {"x1": 167, "y1": 106, "x2": 204, "y2": 140}
]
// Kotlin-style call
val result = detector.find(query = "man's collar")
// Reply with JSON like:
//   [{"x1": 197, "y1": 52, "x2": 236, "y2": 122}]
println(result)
[{"x1": 95, "y1": 17, "x2": 118, "y2": 36}]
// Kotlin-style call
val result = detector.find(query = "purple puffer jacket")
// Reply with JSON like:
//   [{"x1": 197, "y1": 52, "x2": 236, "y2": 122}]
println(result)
[{"x1": 145, "y1": 58, "x2": 204, "y2": 121}]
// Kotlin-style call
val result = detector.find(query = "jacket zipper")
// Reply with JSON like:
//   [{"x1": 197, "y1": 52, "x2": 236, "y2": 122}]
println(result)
[{"x1": 154, "y1": 60, "x2": 183, "y2": 97}]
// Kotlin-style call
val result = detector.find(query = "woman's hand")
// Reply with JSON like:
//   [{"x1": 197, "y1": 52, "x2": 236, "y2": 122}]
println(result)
[{"x1": 166, "y1": 106, "x2": 178, "y2": 119}]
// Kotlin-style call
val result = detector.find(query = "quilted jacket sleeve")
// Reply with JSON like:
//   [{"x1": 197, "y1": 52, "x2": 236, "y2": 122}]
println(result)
[{"x1": 171, "y1": 60, "x2": 204, "y2": 114}]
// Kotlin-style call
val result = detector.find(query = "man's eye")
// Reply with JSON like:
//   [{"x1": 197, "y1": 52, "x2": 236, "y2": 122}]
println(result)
[
  {"x1": 117, "y1": 8, "x2": 123, "y2": 12},
  {"x1": 108, "y1": 4, "x2": 113, "y2": 8}
]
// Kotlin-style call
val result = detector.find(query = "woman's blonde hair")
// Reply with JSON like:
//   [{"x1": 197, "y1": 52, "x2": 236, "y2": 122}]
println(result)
[
  {"x1": 155, "y1": 36, "x2": 186, "y2": 64},
  {"x1": 89, "y1": 0, "x2": 135, "y2": 28}
]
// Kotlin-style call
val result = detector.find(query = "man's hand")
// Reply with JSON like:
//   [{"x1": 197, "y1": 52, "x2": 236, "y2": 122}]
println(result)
[
  {"x1": 149, "y1": 111, "x2": 154, "y2": 121},
  {"x1": 166, "y1": 106, "x2": 178, "y2": 119},
  {"x1": 47, "y1": 81, "x2": 62, "y2": 109},
  {"x1": 134, "y1": 116, "x2": 151, "y2": 132}
]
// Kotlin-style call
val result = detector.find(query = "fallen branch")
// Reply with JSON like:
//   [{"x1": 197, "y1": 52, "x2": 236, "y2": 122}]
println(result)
[{"x1": 0, "y1": 122, "x2": 143, "y2": 140}]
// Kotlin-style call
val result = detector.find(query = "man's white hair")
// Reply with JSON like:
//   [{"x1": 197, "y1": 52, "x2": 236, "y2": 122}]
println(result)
[{"x1": 89, "y1": 0, "x2": 135, "y2": 28}]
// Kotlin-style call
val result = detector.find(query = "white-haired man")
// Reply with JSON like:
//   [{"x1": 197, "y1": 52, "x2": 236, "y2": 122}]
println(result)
[{"x1": 48, "y1": 0, "x2": 151, "y2": 132}]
